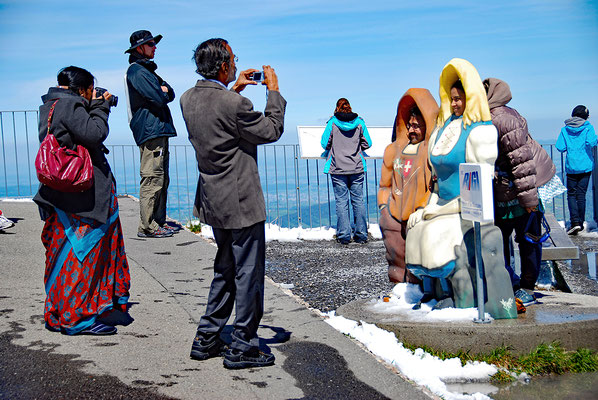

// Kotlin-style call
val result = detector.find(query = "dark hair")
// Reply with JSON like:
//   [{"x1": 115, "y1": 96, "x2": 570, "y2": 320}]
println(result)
[
  {"x1": 451, "y1": 79, "x2": 464, "y2": 92},
  {"x1": 335, "y1": 98, "x2": 352, "y2": 113},
  {"x1": 193, "y1": 38, "x2": 230, "y2": 79},
  {"x1": 57, "y1": 66, "x2": 95, "y2": 95},
  {"x1": 409, "y1": 106, "x2": 423, "y2": 119},
  {"x1": 572, "y1": 105, "x2": 589, "y2": 120}
]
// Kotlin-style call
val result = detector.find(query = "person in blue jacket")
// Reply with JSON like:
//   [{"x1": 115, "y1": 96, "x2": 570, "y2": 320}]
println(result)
[
  {"x1": 125, "y1": 30, "x2": 177, "y2": 238},
  {"x1": 556, "y1": 105, "x2": 597, "y2": 234},
  {"x1": 321, "y1": 98, "x2": 372, "y2": 244}
]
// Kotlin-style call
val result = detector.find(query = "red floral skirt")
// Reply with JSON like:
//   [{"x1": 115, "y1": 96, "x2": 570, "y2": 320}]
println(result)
[{"x1": 42, "y1": 188, "x2": 131, "y2": 334}]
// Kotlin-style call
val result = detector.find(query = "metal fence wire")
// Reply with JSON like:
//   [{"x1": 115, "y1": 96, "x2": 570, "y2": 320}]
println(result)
[{"x1": 1, "y1": 110, "x2": 596, "y2": 228}]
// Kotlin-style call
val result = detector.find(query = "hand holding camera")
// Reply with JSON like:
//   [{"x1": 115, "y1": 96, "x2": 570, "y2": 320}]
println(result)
[
  {"x1": 262, "y1": 65, "x2": 279, "y2": 92},
  {"x1": 94, "y1": 87, "x2": 118, "y2": 107},
  {"x1": 232, "y1": 66, "x2": 279, "y2": 93}
]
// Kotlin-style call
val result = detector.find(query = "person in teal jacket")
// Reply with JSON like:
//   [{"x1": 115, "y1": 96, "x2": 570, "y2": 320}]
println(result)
[
  {"x1": 321, "y1": 98, "x2": 372, "y2": 244},
  {"x1": 556, "y1": 105, "x2": 597, "y2": 234}
]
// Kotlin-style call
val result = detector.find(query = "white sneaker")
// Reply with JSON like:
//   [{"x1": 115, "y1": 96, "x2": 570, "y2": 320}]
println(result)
[
  {"x1": 567, "y1": 225, "x2": 582, "y2": 235},
  {"x1": 0, "y1": 214, "x2": 14, "y2": 231}
]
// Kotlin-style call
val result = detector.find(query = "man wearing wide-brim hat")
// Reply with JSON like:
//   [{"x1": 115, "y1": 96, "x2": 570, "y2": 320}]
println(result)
[{"x1": 124, "y1": 30, "x2": 177, "y2": 238}]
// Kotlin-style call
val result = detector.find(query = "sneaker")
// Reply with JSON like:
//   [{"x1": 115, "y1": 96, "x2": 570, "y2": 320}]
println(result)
[
  {"x1": 514, "y1": 289, "x2": 536, "y2": 307},
  {"x1": 161, "y1": 224, "x2": 181, "y2": 233},
  {"x1": 190, "y1": 336, "x2": 227, "y2": 360},
  {"x1": 567, "y1": 225, "x2": 582, "y2": 235},
  {"x1": 79, "y1": 322, "x2": 117, "y2": 335},
  {"x1": 223, "y1": 348, "x2": 275, "y2": 369},
  {"x1": 137, "y1": 227, "x2": 173, "y2": 238},
  {"x1": 0, "y1": 214, "x2": 14, "y2": 231}
]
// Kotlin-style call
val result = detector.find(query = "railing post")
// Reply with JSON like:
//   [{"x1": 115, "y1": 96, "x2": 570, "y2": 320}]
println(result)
[
  {"x1": 1, "y1": 114, "x2": 8, "y2": 196},
  {"x1": 11, "y1": 112, "x2": 20, "y2": 196},
  {"x1": 263, "y1": 146, "x2": 269, "y2": 224},
  {"x1": 283, "y1": 146, "x2": 290, "y2": 228},
  {"x1": 593, "y1": 146, "x2": 598, "y2": 224},
  {"x1": 294, "y1": 145, "x2": 301, "y2": 228}
]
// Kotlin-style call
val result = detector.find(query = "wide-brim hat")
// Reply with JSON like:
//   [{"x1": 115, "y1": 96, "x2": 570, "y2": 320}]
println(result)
[{"x1": 125, "y1": 30, "x2": 162, "y2": 54}]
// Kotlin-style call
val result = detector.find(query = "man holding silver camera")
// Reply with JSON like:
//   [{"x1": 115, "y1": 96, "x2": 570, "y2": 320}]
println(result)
[
  {"x1": 180, "y1": 38, "x2": 286, "y2": 369},
  {"x1": 125, "y1": 30, "x2": 177, "y2": 238}
]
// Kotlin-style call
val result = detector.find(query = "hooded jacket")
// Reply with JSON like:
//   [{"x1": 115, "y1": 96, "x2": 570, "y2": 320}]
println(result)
[
  {"x1": 321, "y1": 113, "x2": 372, "y2": 174},
  {"x1": 33, "y1": 87, "x2": 114, "y2": 223},
  {"x1": 378, "y1": 89, "x2": 439, "y2": 221},
  {"x1": 484, "y1": 78, "x2": 555, "y2": 207},
  {"x1": 556, "y1": 117, "x2": 597, "y2": 174},
  {"x1": 126, "y1": 54, "x2": 177, "y2": 146}
]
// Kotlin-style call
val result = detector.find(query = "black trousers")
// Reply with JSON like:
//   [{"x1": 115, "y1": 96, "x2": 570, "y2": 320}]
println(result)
[
  {"x1": 566, "y1": 172, "x2": 591, "y2": 227},
  {"x1": 196, "y1": 221, "x2": 265, "y2": 352},
  {"x1": 495, "y1": 211, "x2": 542, "y2": 290}
]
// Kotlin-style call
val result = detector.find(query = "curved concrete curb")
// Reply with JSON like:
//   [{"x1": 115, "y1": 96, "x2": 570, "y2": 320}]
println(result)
[{"x1": 337, "y1": 291, "x2": 598, "y2": 355}]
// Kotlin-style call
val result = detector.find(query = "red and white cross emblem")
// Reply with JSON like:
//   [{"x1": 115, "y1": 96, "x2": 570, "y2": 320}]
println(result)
[{"x1": 403, "y1": 159, "x2": 413, "y2": 177}]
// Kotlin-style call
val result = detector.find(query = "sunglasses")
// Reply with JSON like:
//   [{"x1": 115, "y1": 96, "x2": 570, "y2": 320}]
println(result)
[{"x1": 146, "y1": 42, "x2": 156, "y2": 47}]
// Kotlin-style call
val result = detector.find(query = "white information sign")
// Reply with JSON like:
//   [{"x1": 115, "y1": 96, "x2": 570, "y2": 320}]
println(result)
[
  {"x1": 459, "y1": 163, "x2": 495, "y2": 222},
  {"x1": 296, "y1": 126, "x2": 393, "y2": 159}
]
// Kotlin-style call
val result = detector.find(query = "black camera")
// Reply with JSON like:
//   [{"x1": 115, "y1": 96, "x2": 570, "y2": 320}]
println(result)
[
  {"x1": 94, "y1": 87, "x2": 118, "y2": 107},
  {"x1": 251, "y1": 71, "x2": 264, "y2": 82}
]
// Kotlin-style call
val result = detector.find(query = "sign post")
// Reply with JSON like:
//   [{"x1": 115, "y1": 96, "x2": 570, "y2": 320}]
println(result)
[{"x1": 459, "y1": 163, "x2": 494, "y2": 324}]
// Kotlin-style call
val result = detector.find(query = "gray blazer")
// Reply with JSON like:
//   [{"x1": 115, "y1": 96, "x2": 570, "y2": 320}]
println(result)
[{"x1": 180, "y1": 80, "x2": 286, "y2": 229}]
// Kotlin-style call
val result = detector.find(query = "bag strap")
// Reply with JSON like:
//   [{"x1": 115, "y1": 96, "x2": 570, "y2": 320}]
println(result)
[{"x1": 46, "y1": 100, "x2": 59, "y2": 136}]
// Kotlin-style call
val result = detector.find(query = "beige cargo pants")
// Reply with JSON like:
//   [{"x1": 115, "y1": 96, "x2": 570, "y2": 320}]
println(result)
[{"x1": 138, "y1": 136, "x2": 169, "y2": 233}]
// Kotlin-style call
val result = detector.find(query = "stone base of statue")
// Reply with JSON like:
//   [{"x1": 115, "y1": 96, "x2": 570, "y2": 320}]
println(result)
[{"x1": 450, "y1": 224, "x2": 517, "y2": 319}]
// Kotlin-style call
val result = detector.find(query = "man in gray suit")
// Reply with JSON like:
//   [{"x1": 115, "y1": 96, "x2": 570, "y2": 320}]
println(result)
[{"x1": 180, "y1": 38, "x2": 286, "y2": 369}]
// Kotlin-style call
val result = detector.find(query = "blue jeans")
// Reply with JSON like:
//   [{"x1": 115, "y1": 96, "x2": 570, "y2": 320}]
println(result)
[
  {"x1": 330, "y1": 173, "x2": 367, "y2": 243},
  {"x1": 566, "y1": 172, "x2": 591, "y2": 226}
]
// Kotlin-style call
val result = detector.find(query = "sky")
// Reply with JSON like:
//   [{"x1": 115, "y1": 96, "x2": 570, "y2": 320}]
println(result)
[{"x1": 0, "y1": 0, "x2": 597, "y2": 146}]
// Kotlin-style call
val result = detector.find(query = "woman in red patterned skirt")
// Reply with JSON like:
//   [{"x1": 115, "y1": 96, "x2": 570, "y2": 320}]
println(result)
[{"x1": 34, "y1": 66, "x2": 130, "y2": 335}]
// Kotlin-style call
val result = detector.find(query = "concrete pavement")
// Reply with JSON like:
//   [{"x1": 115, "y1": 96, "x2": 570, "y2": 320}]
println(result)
[{"x1": 0, "y1": 197, "x2": 432, "y2": 399}]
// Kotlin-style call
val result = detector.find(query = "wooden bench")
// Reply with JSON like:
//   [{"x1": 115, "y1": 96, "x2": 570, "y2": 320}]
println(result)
[{"x1": 512, "y1": 212, "x2": 579, "y2": 276}]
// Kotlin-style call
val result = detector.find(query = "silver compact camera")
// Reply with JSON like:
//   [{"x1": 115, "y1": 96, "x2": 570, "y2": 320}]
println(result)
[{"x1": 251, "y1": 71, "x2": 264, "y2": 82}]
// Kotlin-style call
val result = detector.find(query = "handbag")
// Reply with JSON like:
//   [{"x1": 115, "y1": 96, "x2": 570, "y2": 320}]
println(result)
[
  {"x1": 523, "y1": 211, "x2": 552, "y2": 244},
  {"x1": 35, "y1": 99, "x2": 94, "y2": 192}
]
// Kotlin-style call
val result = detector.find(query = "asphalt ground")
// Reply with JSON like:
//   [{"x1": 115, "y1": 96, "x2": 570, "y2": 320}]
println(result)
[{"x1": 0, "y1": 197, "x2": 431, "y2": 400}]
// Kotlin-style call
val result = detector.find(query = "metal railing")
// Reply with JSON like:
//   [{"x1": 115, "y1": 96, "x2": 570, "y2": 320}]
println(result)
[{"x1": 1, "y1": 109, "x2": 594, "y2": 228}]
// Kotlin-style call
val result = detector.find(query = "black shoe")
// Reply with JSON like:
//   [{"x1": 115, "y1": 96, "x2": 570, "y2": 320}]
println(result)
[
  {"x1": 190, "y1": 336, "x2": 227, "y2": 360},
  {"x1": 223, "y1": 348, "x2": 275, "y2": 369},
  {"x1": 79, "y1": 322, "x2": 117, "y2": 335}
]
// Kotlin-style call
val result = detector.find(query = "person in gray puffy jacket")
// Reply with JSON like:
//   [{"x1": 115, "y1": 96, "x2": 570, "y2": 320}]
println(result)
[
  {"x1": 321, "y1": 98, "x2": 372, "y2": 244},
  {"x1": 484, "y1": 77, "x2": 556, "y2": 304}
]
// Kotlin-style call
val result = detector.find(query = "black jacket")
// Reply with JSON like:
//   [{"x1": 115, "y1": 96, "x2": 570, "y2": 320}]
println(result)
[
  {"x1": 33, "y1": 87, "x2": 114, "y2": 224},
  {"x1": 126, "y1": 57, "x2": 176, "y2": 145}
]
